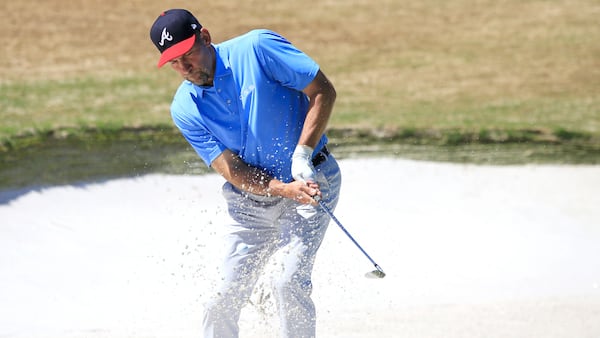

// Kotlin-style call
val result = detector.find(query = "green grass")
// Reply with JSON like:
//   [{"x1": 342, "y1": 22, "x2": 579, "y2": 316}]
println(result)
[
  {"x1": 0, "y1": 72, "x2": 179, "y2": 143},
  {"x1": 2, "y1": 75, "x2": 597, "y2": 153}
]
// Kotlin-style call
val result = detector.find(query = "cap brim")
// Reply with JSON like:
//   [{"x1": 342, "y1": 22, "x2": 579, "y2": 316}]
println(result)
[{"x1": 157, "y1": 35, "x2": 196, "y2": 68}]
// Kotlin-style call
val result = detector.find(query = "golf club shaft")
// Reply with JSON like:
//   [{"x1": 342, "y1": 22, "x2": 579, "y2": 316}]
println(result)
[{"x1": 316, "y1": 199, "x2": 383, "y2": 272}]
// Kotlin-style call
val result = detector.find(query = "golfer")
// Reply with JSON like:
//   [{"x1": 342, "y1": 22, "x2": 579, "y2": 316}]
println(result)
[{"x1": 150, "y1": 9, "x2": 341, "y2": 338}]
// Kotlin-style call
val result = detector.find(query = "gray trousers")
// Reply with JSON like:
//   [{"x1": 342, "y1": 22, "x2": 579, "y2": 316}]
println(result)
[{"x1": 202, "y1": 156, "x2": 341, "y2": 338}]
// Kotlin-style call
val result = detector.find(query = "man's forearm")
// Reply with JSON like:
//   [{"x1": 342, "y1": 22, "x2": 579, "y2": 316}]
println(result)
[
  {"x1": 211, "y1": 150, "x2": 269, "y2": 195},
  {"x1": 298, "y1": 70, "x2": 337, "y2": 148},
  {"x1": 237, "y1": 166, "x2": 277, "y2": 196}
]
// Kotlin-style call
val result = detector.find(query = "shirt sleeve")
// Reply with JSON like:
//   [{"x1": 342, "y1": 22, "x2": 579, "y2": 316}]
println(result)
[
  {"x1": 255, "y1": 30, "x2": 320, "y2": 91},
  {"x1": 170, "y1": 100, "x2": 227, "y2": 167}
]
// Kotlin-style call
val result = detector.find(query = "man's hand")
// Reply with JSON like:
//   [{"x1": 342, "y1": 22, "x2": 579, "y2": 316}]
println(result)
[
  {"x1": 211, "y1": 149, "x2": 320, "y2": 205},
  {"x1": 278, "y1": 180, "x2": 320, "y2": 205},
  {"x1": 291, "y1": 145, "x2": 316, "y2": 182}
]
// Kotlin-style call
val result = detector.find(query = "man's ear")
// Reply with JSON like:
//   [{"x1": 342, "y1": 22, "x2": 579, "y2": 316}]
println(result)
[{"x1": 200, "y1": 27, "x2": 212, "y2": 45}]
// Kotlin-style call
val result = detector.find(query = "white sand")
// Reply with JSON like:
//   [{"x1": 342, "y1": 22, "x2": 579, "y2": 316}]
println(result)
[{"x1": 1, "y1": 158, "x2": 600, "y2": 338}]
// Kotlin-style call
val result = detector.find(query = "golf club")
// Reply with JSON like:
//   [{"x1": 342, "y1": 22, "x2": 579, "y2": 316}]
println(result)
[{"x1": 314, "y1": 196, "x2": 386, "y2": 279}]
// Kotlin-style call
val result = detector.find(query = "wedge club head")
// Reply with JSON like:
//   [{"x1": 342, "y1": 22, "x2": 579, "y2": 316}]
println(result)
[{"x1": 365, "y1": 265, "x2": 386, "y2": 279}]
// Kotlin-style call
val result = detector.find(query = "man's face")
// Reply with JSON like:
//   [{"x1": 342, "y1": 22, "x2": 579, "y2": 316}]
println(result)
[{"x1": 170, "y1": 33, "x2": 214, "y2": 86}]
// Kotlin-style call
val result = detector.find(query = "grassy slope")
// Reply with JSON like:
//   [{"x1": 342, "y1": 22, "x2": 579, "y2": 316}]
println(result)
[{"x1": 0, "y1": 0, "x2": 599, "y2": 150}]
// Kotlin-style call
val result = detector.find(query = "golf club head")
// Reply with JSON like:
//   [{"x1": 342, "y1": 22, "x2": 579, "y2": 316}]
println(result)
[{"x1": 365, "y1": 265, "x2": 386, "y2": 279}]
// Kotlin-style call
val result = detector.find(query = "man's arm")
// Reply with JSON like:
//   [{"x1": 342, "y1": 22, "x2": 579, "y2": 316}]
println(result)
[
  {"x1": 298, "y1": 70, "x2": 337, "y2": 148},
  {"x1": 211, "y1": 149, "x2": 320, "y2": 205},
  {"x1": 290, "y1": 70, "x2": 337, "y2": 183}
]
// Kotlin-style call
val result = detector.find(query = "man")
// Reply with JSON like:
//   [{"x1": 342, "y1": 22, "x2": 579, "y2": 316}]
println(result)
[{"x1": 150, "y1": 9, "x2": 341, "y2": 338}]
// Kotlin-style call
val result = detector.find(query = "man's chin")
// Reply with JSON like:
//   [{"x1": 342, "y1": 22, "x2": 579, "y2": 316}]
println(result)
[
  {"x1": 187, "y1": 77, "x2": 211, "y2": 86},
  {"x1": 185, "y1": 76, "x2": 198, "y2": 84}
]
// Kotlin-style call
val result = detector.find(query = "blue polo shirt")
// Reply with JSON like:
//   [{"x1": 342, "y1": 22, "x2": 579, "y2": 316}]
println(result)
[{"x1": 170, "y1": 29, "x2": 327, "y2": 182}]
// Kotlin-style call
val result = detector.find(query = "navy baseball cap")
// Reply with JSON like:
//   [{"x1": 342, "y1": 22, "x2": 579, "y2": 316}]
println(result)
[{"x1": 150, "y1": 9, "x2": 202, "y2": 67}]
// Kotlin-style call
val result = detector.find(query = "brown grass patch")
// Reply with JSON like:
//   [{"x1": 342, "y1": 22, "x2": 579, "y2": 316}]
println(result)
[{"x1": 1, "y1": 0, "x2": 599, "y2": 135}]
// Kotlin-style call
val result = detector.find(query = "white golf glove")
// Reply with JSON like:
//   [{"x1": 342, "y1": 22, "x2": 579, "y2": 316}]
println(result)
[{"x1": 291, "y1": 145, "x2": 316, "y2": 182}]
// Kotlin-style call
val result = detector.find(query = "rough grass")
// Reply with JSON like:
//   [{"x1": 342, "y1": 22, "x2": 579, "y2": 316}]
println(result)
[{"x1": 0, "y1": 0, "x2": 599, "y2": 150}]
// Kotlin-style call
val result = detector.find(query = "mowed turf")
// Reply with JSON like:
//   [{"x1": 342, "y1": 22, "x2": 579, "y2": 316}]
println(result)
[{"x1": 0, "y1": 0, "x2": 599, "y2": 146}]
